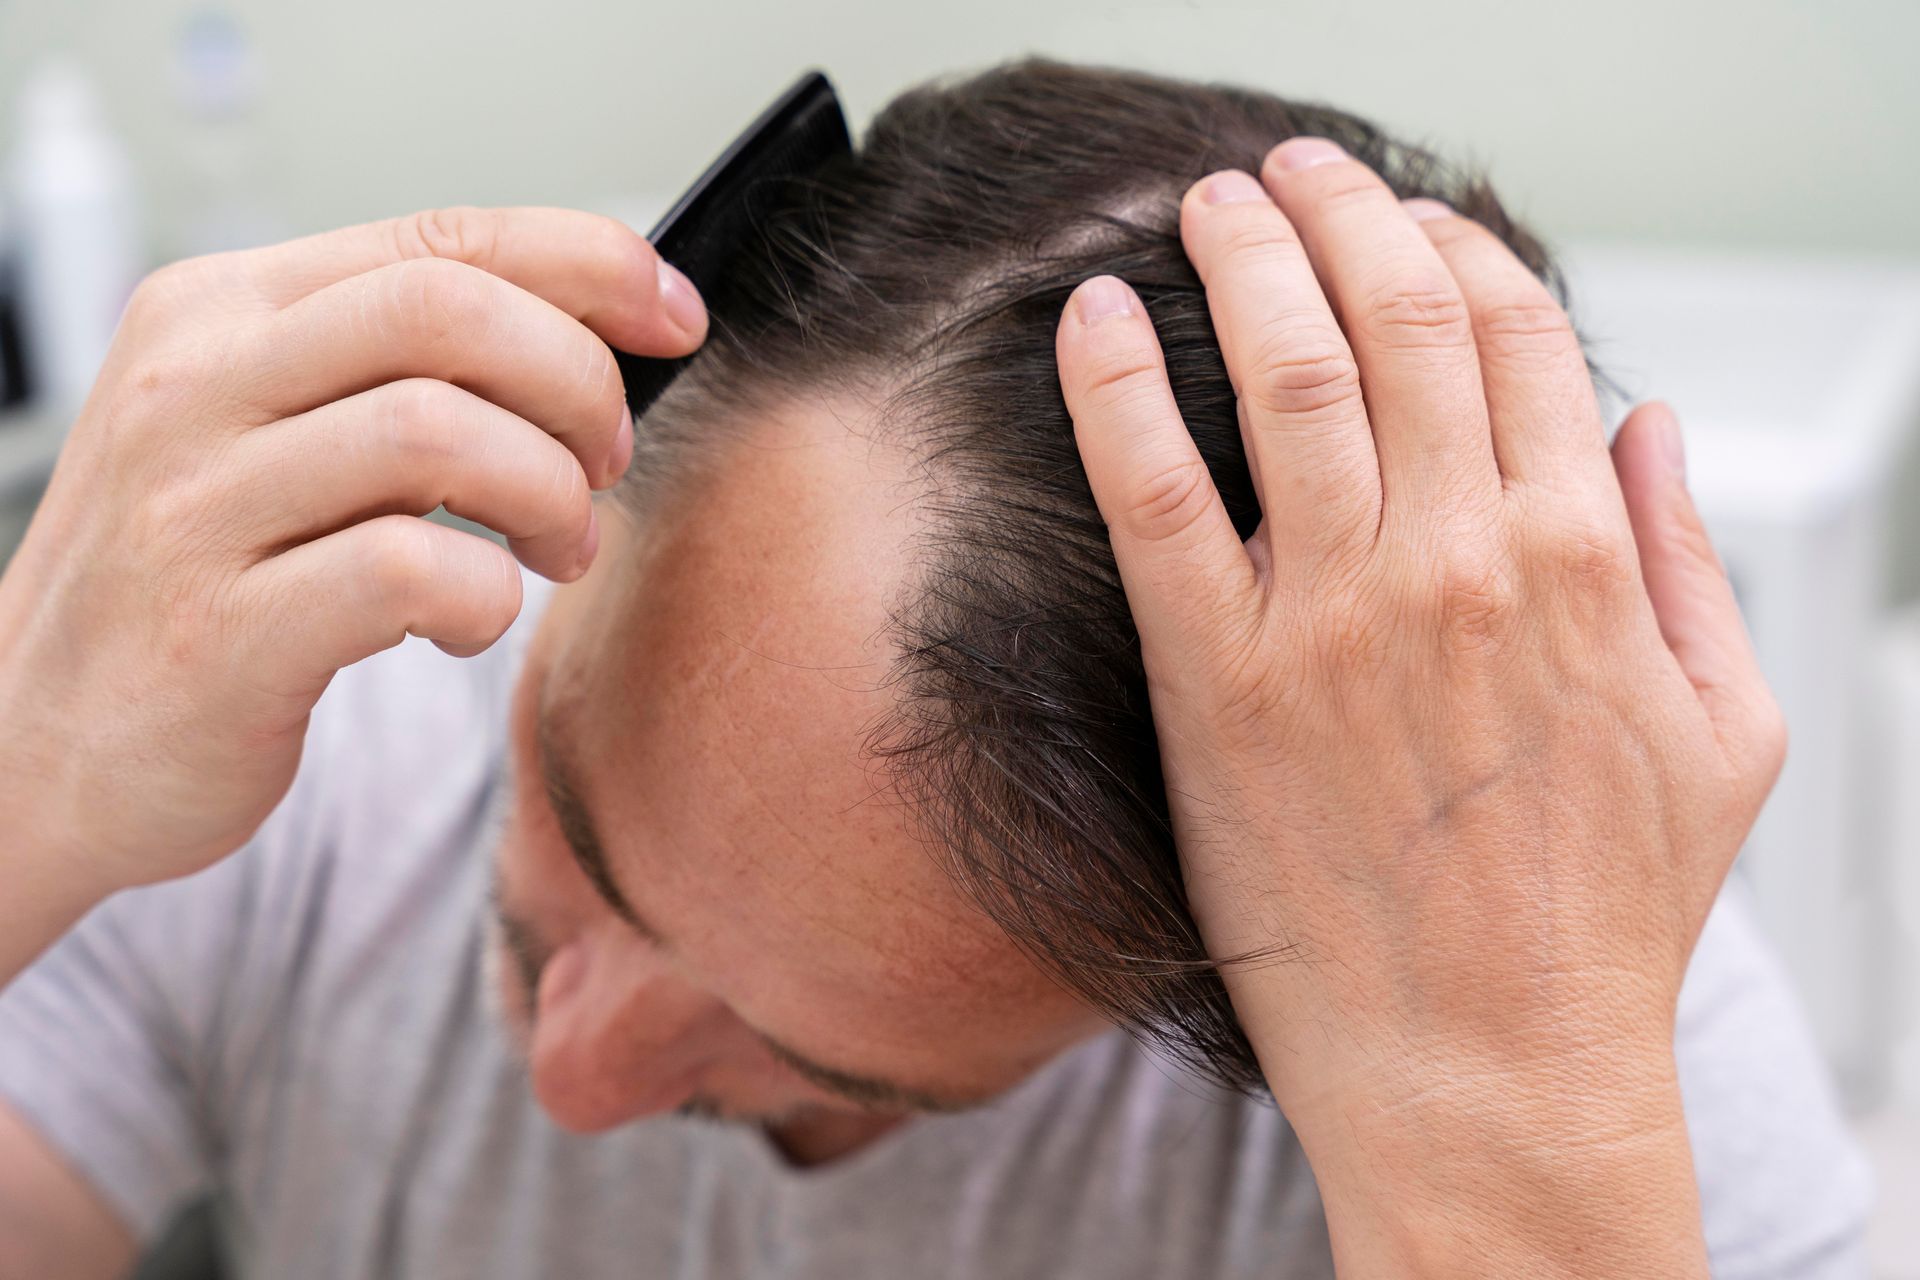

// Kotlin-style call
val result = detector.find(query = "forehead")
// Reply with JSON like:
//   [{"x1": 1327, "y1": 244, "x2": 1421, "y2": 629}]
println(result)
[{"x1": 550, "y1": 399, "x2": 1074, "y2": 1062}]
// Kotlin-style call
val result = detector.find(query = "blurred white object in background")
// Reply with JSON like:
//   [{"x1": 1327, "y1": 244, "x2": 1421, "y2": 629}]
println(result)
[
  {"x1": 171, "y1": 8, "x2": 286, "y2": 257},
  {"x1": 1563, "y1": 245, "x2": 1920, "y2": 1109},
  {"x1": 1873, "y1": 608, "x2": 1920, "y2": 1114},
  {"x1": 5, "y1": 59, "x2": 143, "y2": 416},
  {"x1": 1864, "y1": 607, "x2": 1920, "y2": 1278}
]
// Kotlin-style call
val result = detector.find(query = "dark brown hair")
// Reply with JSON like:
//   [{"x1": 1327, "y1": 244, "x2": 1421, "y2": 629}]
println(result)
[{"x1": 623, "y1": 58, "x2": 1563, "y2": 1094}]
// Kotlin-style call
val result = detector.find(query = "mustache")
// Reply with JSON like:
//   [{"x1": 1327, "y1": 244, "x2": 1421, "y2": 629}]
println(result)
[{"x1": 674, "y1": 1095, "x2": 806, "y2": 1128}]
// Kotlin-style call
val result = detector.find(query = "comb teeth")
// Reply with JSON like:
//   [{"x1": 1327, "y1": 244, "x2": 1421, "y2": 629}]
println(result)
[{"x1": 615, "y1": 72, "x2": 853, "y2": 422}]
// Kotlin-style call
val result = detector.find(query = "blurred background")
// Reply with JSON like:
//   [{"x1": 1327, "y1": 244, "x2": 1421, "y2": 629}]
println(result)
[{"x1": 1, "y1": 0, "x2": 1916, "y2": 1275}]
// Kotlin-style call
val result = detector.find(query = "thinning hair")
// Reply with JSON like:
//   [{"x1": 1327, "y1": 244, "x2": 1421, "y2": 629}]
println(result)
[{"x1": 620, "y1": 58, "x2": 1565, "y2": 1093}]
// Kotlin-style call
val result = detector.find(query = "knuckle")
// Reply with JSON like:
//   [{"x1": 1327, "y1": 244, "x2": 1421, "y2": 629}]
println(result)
[
  {"x1": 596, "y1": 219, "x2": 662, "y2": 325},
  {"x1": 1472, "y1": 296, "x2": 1577, "y2": 365},
  {"x1": 547, "y1": 448, "x2": 592, "y2": 517},
  {"x1": 397, "y1": 206, "x2": 499, "y2": 270},
  {"x1": 139, "y1": 465, "x2": 206, "y2": 532},
  {"x1": 124, "y1": 260, "x2": 198, "y2": 321},
  {"x1": 1356, "y1": 271, "x2": 1473, "y2": 350},
  {"x1": 152, "y1": 576, "x2": 207, "y2": 668},
  {"x1": 575, "y1": 338, "x2": 623, "y2": 414},
  {"x1": 1214, "y1": 218, "x2": 1298, "y2": 263},
  {"x1": 383, "y1": 378, "x2": 464, "y2": 465},
  {"x1": 1119, "y1": 455, "x2": 1218, "y2": 545},
  {"x1": 366, "y1": 518, "x2": 439, "y2": 618},
  {"x1": 153, "y1": 562, "x2": 244, "y2": 674},
  {"x1": 383, "y1": 257, "x2": 495, "y2": 346},
  {"x1": 138, "y1": 472, "x2": 221, "y2": 556},
  {"x1": 1428, "y1": 547, "x2": 1514, "y2": 642},
  {"x1": 134, "y1": 435, "x2": 249, "y2": 562},
  {"x1": 386, "y1": 374, "x2": 452, "y2": 423},
  {"x1": 1537, "y1": 513, "x2": 1638, "y2": 597},
  {"x1": 1206, "y1": 659, "x2": 1293, "y2": 746},
  {"x1": 587, "y1": 212, "x2": 655, "y2": 277},
  {"x1": 1077, "y1": 344, "x2": 1166, "y2": 408},
  {"x1": 1308, "y1": 587, "x2": 1396, "y2": 685},
  {"x1": 1242, "y1": 327, "x2": 1362, "y2": 421},
  {"x1": 1418, "y1": 215, "x2": 1480, "y2": 252},
  {"x1": 1474, "y1": 294, "x2": 1572, "y2": 345},
  {"x1": 120, "y1": 346, "x2": 216, "y2": 413},
  {"x1": 523, "y1": 436, "x2": 592, "y2": 537}
]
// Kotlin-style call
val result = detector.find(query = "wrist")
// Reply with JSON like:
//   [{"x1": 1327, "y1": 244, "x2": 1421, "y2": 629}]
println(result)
[
  {"x1": 1280, "y1": 1042, "x2": 1708, "y2": 1279},
  {"x1": 0, "y1": 722, "x2": 117, "y2": 989}
]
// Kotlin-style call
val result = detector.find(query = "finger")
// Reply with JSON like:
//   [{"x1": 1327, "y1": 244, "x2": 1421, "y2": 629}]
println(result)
[
  {"x1": 1177, "y1": 169, "x2": 1381, "y2": 556},
  {"x1": 242, "y1": 515, "x2": 525, "y2": 696},
  {"x1": 1056, "y1": 276, "x2": 1261, "y2": 672},
  {"x1": 1259, "y1": 138, "x2": 1500, "y2": 529},
  {"x1": 242, "y1": 258, "x2": 632, "y2": 488},
  {"x1": 1410, "y1": 203, "x2": 1621, "y2": 509},
  {"x1": 233, "y1": 379, "x2": 597, "y2": 582},
  {"x1": 1612, "y1": 402, "x2": 1780, "y2": 770},
  {"x1": 237, "y1": 206, "x2": 707, "y2": 356}
]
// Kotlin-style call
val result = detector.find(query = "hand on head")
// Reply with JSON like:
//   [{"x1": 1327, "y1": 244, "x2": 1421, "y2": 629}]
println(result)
[
  {"x1": 0, "y1": 206, "x2": 706, "y2": 907},
  {"x1": 1055, "y1": 136, "x2": 1777, "y2": 1278}
]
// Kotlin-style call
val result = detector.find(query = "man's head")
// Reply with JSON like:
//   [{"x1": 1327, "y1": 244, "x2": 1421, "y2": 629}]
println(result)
[{"x1": 488, "y1": 58, "x2": 1561, "y2": 1132}]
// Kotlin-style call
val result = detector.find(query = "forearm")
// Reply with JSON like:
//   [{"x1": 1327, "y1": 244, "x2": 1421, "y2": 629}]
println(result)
[{"x1": 1281, "y1": 1043, "x2": 1709, "y2": 1278}]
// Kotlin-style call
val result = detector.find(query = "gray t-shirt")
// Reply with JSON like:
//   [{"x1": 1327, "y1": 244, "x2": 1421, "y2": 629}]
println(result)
[{"x1": 0, "y1": 584, "x2": 1875, "y2": 1278}]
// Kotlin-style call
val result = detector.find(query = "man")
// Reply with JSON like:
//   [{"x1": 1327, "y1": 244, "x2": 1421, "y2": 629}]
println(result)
[{"x1": 0, "y1": 61, "x2": 1872, "y2": 1277}]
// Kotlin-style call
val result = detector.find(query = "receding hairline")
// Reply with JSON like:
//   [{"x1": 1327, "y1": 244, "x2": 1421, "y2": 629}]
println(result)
[{"x1": 599, "y1": 56, "x2": 1567, "y2": 1094}]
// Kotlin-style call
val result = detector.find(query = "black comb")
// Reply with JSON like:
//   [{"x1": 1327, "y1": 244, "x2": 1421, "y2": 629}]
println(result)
[{"x1": 615, "y1": 71, "x2": 852, "y2": 420}]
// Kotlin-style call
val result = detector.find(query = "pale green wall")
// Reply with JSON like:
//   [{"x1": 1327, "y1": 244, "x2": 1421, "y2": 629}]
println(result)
[{"x1": 2, "y1": 0, "x2": 1916, "y2": 264}]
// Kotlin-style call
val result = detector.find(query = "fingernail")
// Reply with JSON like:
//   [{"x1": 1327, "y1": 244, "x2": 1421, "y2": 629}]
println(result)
[
  {"x1": 605, "y1": 404, "x2": 634, "y2": 484},
  {"x1": 1075, "y1": 275, "x2": 1136, "y2": 326},
  {"x1": 1402, "y1": 198, "x2": 1454, "y2": 223},
  {"x1": 1659, "y1": 407, "x2": 1687, "y2": 477},
  {"x1": 657, "y1": 259, "x2": 706, "y2": 337},
  {"x1": 1201, "y1": 170, "x2": 1269, "y2": 205},
  {"x1": 1271, "y1": 137, "x2": 1348, "y2": 172},
  {"x1": 575, "y1": 506, "x2": 600, "y2": 577}
]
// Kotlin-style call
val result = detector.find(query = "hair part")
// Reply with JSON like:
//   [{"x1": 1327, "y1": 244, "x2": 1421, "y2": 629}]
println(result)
[{"x1": 622, "y1": 58, "x2": 1569, "y2": 1094}]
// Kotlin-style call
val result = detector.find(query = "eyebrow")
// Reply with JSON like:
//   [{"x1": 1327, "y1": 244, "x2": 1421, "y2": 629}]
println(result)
[
  {"x1": 531, "y1": 707, "x2": 979, "y2": 1116},
  {"x1": 753, "y1": 1031, "x2": 977, "y2": 1114},
  {"x1": 535, "y1": 709, "x2": 669, "y2": 946}
]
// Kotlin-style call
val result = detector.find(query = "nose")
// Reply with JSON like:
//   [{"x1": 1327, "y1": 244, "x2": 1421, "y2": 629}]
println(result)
[{"x1": 527, "y1": 937, "x2": 727, "y2": 1133}]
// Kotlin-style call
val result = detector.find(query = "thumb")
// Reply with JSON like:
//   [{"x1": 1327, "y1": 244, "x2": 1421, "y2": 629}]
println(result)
[{"x1": 1612, "y1": 401, "x2": 1785, "y2": 779}]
